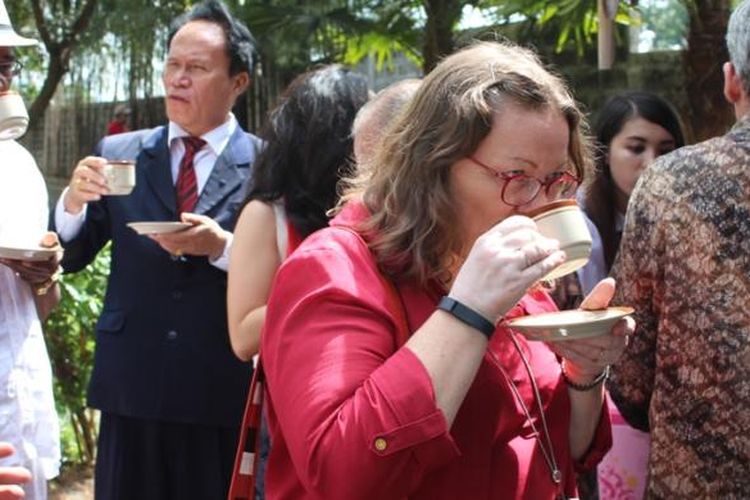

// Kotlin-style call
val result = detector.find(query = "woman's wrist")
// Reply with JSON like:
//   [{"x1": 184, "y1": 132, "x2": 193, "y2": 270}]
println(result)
[
  {"x1": 560, "y1": 360, "x2": 609, "y2": 391},
  {"x1": 437, "y1": 296, "x2": 496, "y2": 340}
]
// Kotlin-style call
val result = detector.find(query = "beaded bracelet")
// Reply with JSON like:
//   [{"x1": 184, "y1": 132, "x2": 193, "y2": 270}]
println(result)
[{"x1": 560, "y1": 361, "x2": 610, "y2": 391}]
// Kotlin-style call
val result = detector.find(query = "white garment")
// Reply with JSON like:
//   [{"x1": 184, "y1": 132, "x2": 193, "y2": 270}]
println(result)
[
  {"x1": 0, "y1": 139, "x2": 61, "y2": 498},
  {"x1": 576, "y1": 211, "x2": 625, "y2": 296},
  {"x1": 576, "y1": 214, "x2": 607, "y2": 296},
  {"x1": 54, "y1": 114, "x2": 239, "y2": 271}
]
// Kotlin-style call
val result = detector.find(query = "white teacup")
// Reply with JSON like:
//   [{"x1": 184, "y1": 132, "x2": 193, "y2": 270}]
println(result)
[
  {"x1": 526, "y1": 199, "x2": 592, "y2": 281},
  {"x1": 0, "y1": 91, "x2": 29, "y2": 141},
  {"x1": 103, "y1": 160, "x2": 136, "y2": 196}
]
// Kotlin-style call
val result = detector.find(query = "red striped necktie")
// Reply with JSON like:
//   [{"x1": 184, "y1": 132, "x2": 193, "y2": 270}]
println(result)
[{"x1": 175, "y1": 136, "x2": 206, "y2": 215}]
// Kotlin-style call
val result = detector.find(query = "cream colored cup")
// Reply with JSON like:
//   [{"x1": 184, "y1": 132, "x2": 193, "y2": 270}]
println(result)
[
  {"x1": 0, "y1": 91, "x2": 29, "y2": 141},
  {"x1": 526, "y1": 199, "x2": 592, "y2": 281},
  {"x1": 103, "y1": 160, "x2": 136, "y2": 196}
]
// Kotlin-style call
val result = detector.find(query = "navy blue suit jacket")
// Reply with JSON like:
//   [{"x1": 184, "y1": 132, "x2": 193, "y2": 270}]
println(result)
[{"x1": 53, "y1": 125, "x2": 261, "y2": 428}]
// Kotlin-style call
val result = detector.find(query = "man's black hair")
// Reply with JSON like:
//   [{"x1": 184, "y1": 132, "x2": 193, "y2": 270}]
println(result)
[{"x1": 167, "y1": 0, "x2": 256, "y2": 76}]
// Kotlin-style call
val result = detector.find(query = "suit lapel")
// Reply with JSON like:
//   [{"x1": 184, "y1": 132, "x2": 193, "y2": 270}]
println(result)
[
  {"x1": 194, "y1": 127, "x2": 256, "y2": 215},
  {"x1": 141, "y1": 128, "x2": 177, "y2": 218}
]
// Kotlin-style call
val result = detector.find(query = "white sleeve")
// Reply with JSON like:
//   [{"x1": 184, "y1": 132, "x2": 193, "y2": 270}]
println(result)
[
  {"x1": 54, "y1": 187, "x2": 88, "y2": 243},
  {"x1": 576, "y1": 215, "x2": 607, "y2": 296},
  {"x1": 208, "y1": 231, "x2": 233, "y2": 272},
  {"x1": 273, "y1": 202, "x2": 288, "y2": 260}
]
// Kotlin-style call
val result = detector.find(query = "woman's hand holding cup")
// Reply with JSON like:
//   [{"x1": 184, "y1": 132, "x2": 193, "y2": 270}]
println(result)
[{"x1": 449, "y1": 215, "x2": 566, "y2": 325}]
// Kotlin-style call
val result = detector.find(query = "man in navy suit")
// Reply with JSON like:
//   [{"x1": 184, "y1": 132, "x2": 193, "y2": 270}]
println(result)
[{"x1": 52, "y1": 1, "x2": 259, "y2": 498}]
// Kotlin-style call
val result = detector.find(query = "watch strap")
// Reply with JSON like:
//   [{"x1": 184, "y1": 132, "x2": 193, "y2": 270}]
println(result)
[{"x1": 437, "y1": 296, "x2": 495, "y2": 339}]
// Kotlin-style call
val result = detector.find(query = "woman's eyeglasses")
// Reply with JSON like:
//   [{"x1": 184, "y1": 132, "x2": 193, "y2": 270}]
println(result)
[
  {"x1": 468, "y1": 156, "x2": 579, "y2": 207},
  {"x1": 0, "y1": 60, "x2": 23, "y2": 79}
]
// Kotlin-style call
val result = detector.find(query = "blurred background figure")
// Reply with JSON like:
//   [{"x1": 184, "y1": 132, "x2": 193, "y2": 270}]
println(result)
[
  {"x1": 351, "y1": 78, "x2": 421, "y2": 165},
  {"x1": 580, "y1": 92, "x2": 685, "y2": 295},
  {"x1": 0, "y1": 0, "x2": 62, "y2": 498},
  {"x1": 610, "y1": 0, "x2": 750, "y2": 496},
  {"x1": 552, "y1": 91, "x2": 685, "y2": 312},
  {"x1": 106, "y1": 104, "x2": 131, "y2": 136}
]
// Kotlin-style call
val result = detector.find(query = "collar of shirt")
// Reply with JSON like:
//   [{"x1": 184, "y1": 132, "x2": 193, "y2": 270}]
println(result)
[{"x1": 167, "y1": 113, "x2": 238, "y2": 195}]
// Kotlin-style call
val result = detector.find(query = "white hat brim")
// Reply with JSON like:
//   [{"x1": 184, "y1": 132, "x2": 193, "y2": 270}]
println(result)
[{"x1": 0, "y1": 26, "x2": 38, "y2": 47}]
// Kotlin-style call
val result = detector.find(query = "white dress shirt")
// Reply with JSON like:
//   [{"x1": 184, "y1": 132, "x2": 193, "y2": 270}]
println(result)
[
  {"x1": 55, "y1": 114, "x2": 239, "y2": 271},
  {"x1": 0, "y1": 140, "x2": 61, "y2": 488}
]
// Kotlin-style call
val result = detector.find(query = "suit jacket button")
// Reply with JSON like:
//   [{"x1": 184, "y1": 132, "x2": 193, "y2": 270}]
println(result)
[
  {"x1": 166, "y1": 330, "x2": 178, "y2": 340},
  {"x1": 172, "y1": 290, "x2": 182, "y2": 300}
]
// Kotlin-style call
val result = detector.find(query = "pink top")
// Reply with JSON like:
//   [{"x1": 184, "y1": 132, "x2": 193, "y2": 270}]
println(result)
[{"x1": 262, "y1": 202, "x2": 611, "y2": 499}]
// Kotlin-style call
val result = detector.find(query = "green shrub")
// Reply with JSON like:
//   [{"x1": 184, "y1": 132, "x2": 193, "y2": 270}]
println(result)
[{"x1": 45, "y1": 243, "x2": 110, "y2": 466}]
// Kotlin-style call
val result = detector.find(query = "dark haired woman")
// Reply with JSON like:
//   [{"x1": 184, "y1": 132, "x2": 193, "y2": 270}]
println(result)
[
  {"x1": 579, "y1": 91, "x2": 686, "y2": 296},
  {"x1": 227, "y1": 64, "x2": 370, "y2": 360}
]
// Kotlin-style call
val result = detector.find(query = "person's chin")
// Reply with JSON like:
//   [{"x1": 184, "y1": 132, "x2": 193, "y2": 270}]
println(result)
[{"x1": 165, "y1": 108, "x2": 191, "y2": 127}]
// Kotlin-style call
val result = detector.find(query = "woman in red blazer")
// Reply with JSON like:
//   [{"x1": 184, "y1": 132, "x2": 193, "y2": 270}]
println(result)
[{"x1": 261, "y1": 41, "x2": 634, "y2": 500}]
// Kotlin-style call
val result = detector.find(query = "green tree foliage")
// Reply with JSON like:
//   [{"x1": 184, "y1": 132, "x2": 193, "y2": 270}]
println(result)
[
  {"x1": 44, "y1": 244, "x2": 110, "y2": 466},
  {"x1": 487, "y1": 0, "x2": 634, "y2": 58},
  {"x1": 242, "y1": 0, "x2": 421, "y2": 77},
  {"x1": 637, "y1": 0, "x2": 688, "y2": 51}
]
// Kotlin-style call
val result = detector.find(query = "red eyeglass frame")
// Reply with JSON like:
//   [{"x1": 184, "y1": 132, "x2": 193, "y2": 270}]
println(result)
[{"x1": 467, "y1": 156, "x2": 580, "y2": 207}]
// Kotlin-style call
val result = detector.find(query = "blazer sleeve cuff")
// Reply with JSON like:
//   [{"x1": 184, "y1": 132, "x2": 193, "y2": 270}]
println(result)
[{"x1": 368, "y1": 347, "x2": 460, "y2": 469}]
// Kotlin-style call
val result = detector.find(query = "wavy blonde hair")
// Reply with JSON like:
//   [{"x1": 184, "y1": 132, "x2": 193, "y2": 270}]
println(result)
[{"x1": 341, "y1": 41, "x2": 593, "y2": 285}]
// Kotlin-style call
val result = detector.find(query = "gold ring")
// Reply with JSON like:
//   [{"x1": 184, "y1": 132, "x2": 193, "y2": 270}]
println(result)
[
  {"x1": 174, "y1": 249, "x2": 183, "y2": 257},
  {"x1": 76, "y1": 178, "x2": 84, "y2": 186}
]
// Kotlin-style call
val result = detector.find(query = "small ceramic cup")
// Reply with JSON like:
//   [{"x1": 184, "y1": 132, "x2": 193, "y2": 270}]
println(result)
[
  {"x1": 0, "y1": 91, "x2": 29, "y2": 141},
  {"x1": 526, "y1": 199, "x2": 592, "y2": 281},
  {"x1": 103, "y1": 160, "x2": 136, "y2": 195}
]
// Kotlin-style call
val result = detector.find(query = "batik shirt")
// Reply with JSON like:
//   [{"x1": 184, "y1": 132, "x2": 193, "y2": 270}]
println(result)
[{"x1": 610, "y1": 114, "x2": 750, "y2": 498}]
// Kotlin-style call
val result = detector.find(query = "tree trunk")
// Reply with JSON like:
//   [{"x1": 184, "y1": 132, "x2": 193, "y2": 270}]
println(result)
[
  {"x1": 28, "y1": 47, "x2": 71, "y2": 128},
  {"x1": 422, "y1": 0, "x2": 463, "y2": 73},
  {"x1": 684, "y1": 0, "x2": 734, "y2": 141},
  {"x1": 28, "y1": 0, "x2": 99, "y2": 126}
]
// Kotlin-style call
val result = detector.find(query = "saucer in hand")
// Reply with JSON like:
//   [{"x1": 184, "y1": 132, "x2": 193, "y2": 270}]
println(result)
[
  {"x1": 507, "y1": 307, "x2": 634, "y2": 341},
  {"x1": 0, "y1": 244, "x2": 63, "y2": 262},
  {"x1": 127, "y1": 221, "x2": 192, "y2": 235}
]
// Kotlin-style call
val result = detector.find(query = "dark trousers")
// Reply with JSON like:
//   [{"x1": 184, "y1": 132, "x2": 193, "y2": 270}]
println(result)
[{"x1": 95, "y1": 412, "x2": 239, "y2": 500}]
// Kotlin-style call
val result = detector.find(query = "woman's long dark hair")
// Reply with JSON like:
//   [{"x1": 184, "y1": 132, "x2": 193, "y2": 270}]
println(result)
[
  {"x1": 244, "y1": 64, "x2": 370, "y2": 237},
  {"x1": 584, "y1": 91, "x2": 685, "y2": 270}
]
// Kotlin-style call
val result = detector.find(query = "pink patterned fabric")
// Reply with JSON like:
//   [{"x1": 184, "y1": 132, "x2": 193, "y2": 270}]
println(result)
[{"x1": 598, "y1": 396, "x2": 649, "y2": 500}]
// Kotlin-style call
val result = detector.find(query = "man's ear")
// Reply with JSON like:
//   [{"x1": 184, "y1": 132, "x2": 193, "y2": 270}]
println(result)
[
  {"x1": 232, "y1": 72, "x2": 250, "y2": 96},
  {"x1": 723, "y1": 62, "x2": 743, "y2": 104}
]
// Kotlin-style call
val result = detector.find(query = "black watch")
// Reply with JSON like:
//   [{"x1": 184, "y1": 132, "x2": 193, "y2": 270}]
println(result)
[{"x1": 436, "y1": 296, "x2": 496, "y2": 339}]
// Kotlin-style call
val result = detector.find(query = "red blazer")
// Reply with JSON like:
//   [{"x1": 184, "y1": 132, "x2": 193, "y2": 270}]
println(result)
[{"x1": 261, "y1": 202, "x2": 611, "y2": 499}]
